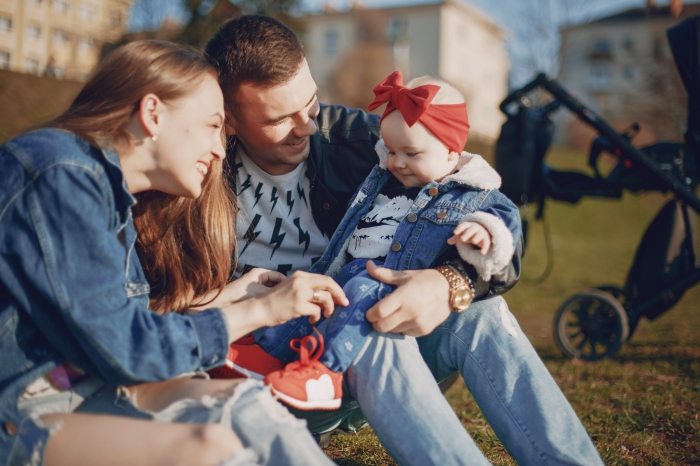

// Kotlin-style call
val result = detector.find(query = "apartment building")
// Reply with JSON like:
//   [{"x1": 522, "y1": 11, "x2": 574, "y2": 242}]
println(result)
[
  {"x1": 300, "y1": 0, "x2": 509, "y2": 141},
  {"x1": 0, "y1": 0, "x2": 132, "y2": 80},
  {"x1": 556, "y1": 2, "x2": 700, "y2": 145}
]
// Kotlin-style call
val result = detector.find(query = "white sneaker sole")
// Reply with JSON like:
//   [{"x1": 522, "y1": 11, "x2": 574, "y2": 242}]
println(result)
[{"x1": 271, "y1": 387, "x2": 342, "y2": 411}]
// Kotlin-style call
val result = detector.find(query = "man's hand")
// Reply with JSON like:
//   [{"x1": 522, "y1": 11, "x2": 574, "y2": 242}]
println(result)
[{"x1": 365, "y1": 260, "x2": 451, "y2": 337}]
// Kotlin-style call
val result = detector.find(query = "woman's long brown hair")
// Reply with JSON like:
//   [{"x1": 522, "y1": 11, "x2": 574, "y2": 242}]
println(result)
[{"x1": 47, "y1": 40, "x2": 237, "y2": 313}]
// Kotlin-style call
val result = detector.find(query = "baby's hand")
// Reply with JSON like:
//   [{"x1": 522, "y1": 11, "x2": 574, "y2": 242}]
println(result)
[{"x1": 447, "y1": 221, "x2": 492, "y2": 254}]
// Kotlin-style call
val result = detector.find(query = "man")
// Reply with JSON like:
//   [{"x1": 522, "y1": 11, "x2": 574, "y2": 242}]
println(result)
[{"x1": 205, "y1": 15, "x2": 603, "y2": 465}]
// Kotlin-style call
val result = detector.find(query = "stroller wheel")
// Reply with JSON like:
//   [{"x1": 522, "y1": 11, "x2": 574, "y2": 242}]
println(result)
[
  {"x1": 554, "y1": 289, "x2": 629, "y2": 361},
  {"x1": 594, "y1": 285, "x2": 627, "y2": 303}
]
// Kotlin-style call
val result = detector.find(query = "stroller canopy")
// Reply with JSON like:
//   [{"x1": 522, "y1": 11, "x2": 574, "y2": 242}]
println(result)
[{"x1": 668, "y1": 15, "x2": 700, "y2": 154}]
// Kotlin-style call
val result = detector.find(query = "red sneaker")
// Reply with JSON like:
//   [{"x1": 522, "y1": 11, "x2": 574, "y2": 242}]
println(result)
[
  {"x1": 264, "y1": 330, "x2": 343, "y2": 411},
  {"x1": 208, "y1": 335, "x2": 283, "y2": 380}
]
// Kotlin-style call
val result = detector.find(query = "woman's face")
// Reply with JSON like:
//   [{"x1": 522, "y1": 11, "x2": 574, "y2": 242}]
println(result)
[{"x1": 154, "y1": 74, "x2": 226, "y2": 198}]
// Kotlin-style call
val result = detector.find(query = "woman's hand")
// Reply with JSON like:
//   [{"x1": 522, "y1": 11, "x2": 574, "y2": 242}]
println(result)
[
  {"x1": 253, "y1": 271, "x2": 349, "y2": 326},
  {"x1": 219, "y1": 271, "x2": 349, "y2": 343},
  {"x1": 189, "y1": 268, "x2": 286, "y2": 310}
]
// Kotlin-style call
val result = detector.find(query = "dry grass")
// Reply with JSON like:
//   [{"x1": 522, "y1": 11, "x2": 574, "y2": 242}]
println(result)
[{"x1": 0, "y1": 69, "x2": 81, "y2": 144}]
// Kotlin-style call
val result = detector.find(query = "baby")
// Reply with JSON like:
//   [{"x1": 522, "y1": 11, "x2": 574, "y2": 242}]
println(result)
[{"x1": 212, "y1": 71, "x2": 521, "y2": 410}]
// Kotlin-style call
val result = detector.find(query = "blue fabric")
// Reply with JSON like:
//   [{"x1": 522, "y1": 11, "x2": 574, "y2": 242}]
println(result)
[
  {"x1": 310, "y1": 165, "x2": 521, "y2": 276},
  {"x1": 9, "y1": 379, "x2": 332, "y2": 466},
  {"x1": 293, "y1": 296, "x2": 604, "y2": 465},
  {"x1": 317, "y1": 264, "x2": 393, "y2": 372},
  {"x1": 257, "y1": 163, "x2": 521, "y2": 366},
  {"x1": 0, "y1": 129, "x2": 230, "y2": 463}
]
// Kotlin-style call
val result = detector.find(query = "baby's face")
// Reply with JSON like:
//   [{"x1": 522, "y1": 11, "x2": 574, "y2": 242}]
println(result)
[{"x1": 381, "y1": 110, "x2": 460, "y2": 187}]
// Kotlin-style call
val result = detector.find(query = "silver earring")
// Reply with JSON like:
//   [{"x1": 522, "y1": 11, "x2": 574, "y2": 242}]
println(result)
[{"x1": 151, "y1": 135, "x2": 158, "y2": 142}]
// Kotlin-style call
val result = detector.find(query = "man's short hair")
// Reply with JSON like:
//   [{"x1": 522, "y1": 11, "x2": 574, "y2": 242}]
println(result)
[{"x1": 205, "y1": 15, "x2": 305, "y2": 117}]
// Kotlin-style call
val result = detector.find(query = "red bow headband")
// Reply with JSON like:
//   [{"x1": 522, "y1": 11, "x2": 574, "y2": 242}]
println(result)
[{"x1": 368, "y1": 71, "x2": 470, "y2": 153}]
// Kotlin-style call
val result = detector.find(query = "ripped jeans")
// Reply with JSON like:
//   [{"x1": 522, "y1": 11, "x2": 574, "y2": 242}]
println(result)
[{"x1": 9, "y1": 378, "x2": 334, "y2": 466}]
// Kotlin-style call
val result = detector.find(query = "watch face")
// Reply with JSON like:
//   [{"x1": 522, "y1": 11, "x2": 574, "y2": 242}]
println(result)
[{"x1": 453, "y1": 287, "x2": 473, "y2": 311}]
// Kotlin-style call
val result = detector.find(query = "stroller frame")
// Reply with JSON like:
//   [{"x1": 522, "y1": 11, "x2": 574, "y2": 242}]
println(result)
[{"x1": 495, "y1": 16, "x2": 700, "y2": 361}]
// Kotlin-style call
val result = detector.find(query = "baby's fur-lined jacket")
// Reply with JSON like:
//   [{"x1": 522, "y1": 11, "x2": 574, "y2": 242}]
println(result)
[{"x1": 309, "y1": 139, "x2": 522, "y2": 282}]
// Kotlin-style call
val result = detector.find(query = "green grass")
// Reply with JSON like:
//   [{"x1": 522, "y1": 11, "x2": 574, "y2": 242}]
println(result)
[{"x1": 325, "y1": 145, "x2": 700, "y2": 465}]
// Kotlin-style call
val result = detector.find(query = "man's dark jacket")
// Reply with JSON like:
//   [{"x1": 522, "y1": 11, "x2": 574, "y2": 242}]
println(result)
[{"x1": 231, "y1": 104, "x2": 523, "y2": 299}]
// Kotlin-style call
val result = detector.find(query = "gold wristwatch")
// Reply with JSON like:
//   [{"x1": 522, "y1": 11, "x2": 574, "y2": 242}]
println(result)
[{"x1": 436, "y1": 264, "x2": 474, "y2": 313}]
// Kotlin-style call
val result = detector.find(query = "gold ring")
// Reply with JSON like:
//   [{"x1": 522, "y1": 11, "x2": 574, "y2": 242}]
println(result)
[{"x1": 312, "y1": 289, "x2": 322, "y2": 302}]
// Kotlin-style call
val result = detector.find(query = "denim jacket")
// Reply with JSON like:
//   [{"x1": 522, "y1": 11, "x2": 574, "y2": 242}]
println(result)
[
  {"x1": 310, "y1": 140, "x2": 522, "y2": 282},
  {"x1": 0, "y1": 129, "x2": 229, "y2": 461}
]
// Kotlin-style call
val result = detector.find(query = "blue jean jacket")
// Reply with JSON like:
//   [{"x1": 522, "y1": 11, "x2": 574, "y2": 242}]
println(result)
[
  {"x1": 257, "y1": 146, "x2": 522, "y2": 361},
  {"x1": 310, "y1": 149, "x2": 522, "y2": 281},
  {"x1": 0, "y1": 129, "x2": 229, "y2": 462}
]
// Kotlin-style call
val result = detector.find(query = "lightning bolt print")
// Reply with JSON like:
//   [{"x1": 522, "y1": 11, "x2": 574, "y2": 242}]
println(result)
[
  {"x1": 252, "y1": 182, "x2": 264, "y2": 208},
  {"x1": 240, "y1": 213, "x2": 261, "y2": 256},
  {"x1": 269, "y1": 218, "x2": 286, "y2": 259},
  {"x1": 293, "y1": 217, "x2": 311, "y2": 257},
  {"x1": 297, "y1": 183, "x2": 308, "y2": 208},
  {"x1": 233, "y1": 161, "x2": 243, "y2": 177},
  {"x1": 232, "y1": 161, "x2": 243, "y2": 194},
  {"x1": 269, "y1": 187, "x2": 279, "y2": 214},
  {"x1": 286, "y1": 190, "x2": 294, "y2": 217},
  {"x1": 238, "y1": 174, "x2": 252, "y2": 195}
]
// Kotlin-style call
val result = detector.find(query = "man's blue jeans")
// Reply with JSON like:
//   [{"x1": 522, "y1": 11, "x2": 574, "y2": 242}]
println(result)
[{"x1": 299, "y1": 295, "x2": 604, "y2": 466}]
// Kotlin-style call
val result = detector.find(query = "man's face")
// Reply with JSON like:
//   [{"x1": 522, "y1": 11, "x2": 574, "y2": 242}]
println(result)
[{"x1": 225, "y1": 60, "x2": 320, "y2": 176}]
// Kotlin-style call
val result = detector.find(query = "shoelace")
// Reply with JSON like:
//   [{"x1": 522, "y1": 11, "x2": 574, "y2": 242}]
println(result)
[{"x1": 288, "y1": 328, "x2": 325, "y2": 371}]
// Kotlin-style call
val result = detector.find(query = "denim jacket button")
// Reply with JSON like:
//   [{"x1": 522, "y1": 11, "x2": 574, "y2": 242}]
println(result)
[
  {"x1": 437, "y1": 210, "x2": 447, "y2": 219},
  {"x1": 428, "y1": 187, "x2": 439, "y2": 196},
  {"x1": 391, "y1": 242, "x2": 402, "y2": 252},
  {"x1": 323, "y1": 203, "x2": 330, "y2": 210},
  {"x1": 3, "y1": 421, "x2": 17, "y2": 436},
  {"x1": 406, "y1": 213, "x2": 417, "y2": 223}
]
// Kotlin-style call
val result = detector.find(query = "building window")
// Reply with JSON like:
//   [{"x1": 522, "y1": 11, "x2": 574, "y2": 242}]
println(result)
[
  {"x1": 591, "y1": 39, "x2": 612, "y2": 58},
  {"x1": 109, "y1": 10, "x2": 122, "y2": 28},
  {"x1": 25, "y1": 58, "x2": 40, "y2": 74},
  {"x1": 0, "y1": 51, "x2": 10, "y2": 69},
  {"x1": 622, "y1": 65, "x2": 635, "y2": 81},
  {"x1": 27, "y1": 24, "x2": 42, "y2": 39},
  {"x1": 386, "y1": 17, "x2": 407, "y2": 42},
  {"x1": 78, "y1": 36, "x2": 94, "y2": 51},
  {"x1": 53, "y1": 0, "x2": 69, "y2": 14},
  {"x1": 589, "y1": 61, "x2": 612, "y2": 87},
  {"x1": 79, "y1": 3, "x2": 97, "y2": 22},
  {"x1": 622, "y1": 36, "x2": 634, "y2": 52},
  {"x1": 324, "y1": 30, "x2": 338, "y2": 58},
  {"x1": 52, "y1": 29, "x2": 69, "y2": 45},
  {"x1": 0, "y1": 14, "x2": 12, "y2": 32}
]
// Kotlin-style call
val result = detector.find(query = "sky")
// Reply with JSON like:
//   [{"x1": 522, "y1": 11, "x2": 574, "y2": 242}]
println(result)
[{"x1": 128, "y1": 0, "x2": 685, "y2": 86}]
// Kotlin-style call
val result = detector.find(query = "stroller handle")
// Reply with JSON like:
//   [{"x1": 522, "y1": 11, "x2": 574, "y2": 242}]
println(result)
[{"x1": 503, "y1": 73, "x2": 700, "y2": 214}]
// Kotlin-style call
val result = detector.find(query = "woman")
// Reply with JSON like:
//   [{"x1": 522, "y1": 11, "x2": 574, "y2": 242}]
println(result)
[{"x1": 0, "y1": 40, "x2": 346, "y2": 466}]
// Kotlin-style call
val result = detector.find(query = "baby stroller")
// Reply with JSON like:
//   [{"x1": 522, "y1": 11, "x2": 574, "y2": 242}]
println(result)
[{"x1": 494, "y1": 16, "x2": 700, "y2": 361}]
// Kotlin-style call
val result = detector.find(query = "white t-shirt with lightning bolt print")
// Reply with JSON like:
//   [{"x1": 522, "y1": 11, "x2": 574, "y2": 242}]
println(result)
[{"x1": 233, "y1": 147, "x2": 329, "y2": 277}]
